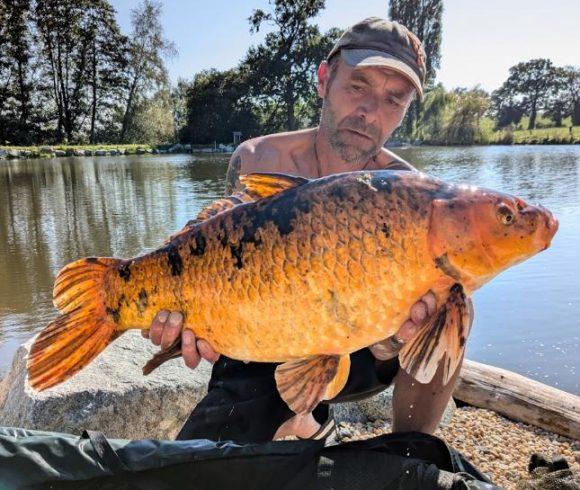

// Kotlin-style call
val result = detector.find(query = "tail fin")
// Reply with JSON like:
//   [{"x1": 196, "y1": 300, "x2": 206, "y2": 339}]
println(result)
[{"x1": 28, "y1": 257, "x2": 121, "y2": 391}]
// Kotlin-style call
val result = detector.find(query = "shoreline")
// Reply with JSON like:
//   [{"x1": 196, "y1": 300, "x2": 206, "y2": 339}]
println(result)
[
  {"x1": 1, "y1": 138, "x2": 580, "y2": 161},
  {"x1": 0, "y1": 143, "x2": 233, "y2": 160},
  {"x1": 338, "y1": 406, "x2": 579, "y2": 489}
]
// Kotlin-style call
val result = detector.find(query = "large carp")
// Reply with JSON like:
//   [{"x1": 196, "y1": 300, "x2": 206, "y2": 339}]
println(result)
[{"x1": 28, "y1": 170, "x2": 558, "y2": 414}]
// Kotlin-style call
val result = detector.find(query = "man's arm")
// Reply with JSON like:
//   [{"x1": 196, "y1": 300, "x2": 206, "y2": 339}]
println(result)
[{"x1": 225, "y1": 142, "x2": 261, "y2": 196}]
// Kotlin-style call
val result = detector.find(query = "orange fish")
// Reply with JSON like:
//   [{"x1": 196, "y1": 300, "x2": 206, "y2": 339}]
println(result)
[{"x1": 27, "y1": 171, "x2": 558, "y2": 414}]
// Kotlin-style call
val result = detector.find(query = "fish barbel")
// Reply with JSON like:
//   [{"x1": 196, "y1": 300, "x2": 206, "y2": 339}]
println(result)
[{"x1": 28, "y1": 171, "x2": 558, "y2": 414}]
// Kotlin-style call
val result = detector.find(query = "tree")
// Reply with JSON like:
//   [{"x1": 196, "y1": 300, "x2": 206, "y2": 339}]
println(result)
[
  {"x1": 551, "y1": 66, "x2": 580, "y2": 126},
  {"x1": 0, "y1": 0, "x2": 35, "y2": 144},
  {"x1": 34, "y1": 0, "x2": 127, "y2": 143},
  {"x1": 388, "y1": 0, "x2": 442, "y2": 86},
  {"x1": 171, "y1": 78, "x2": 189, "y2": 141},
  {"x1": 415, "y1": 84, "x2": 451, "y2": 143},
  {"x1": 490, "y1": 83, "x2": 525, "y2": 129},
  {"x1": 388, "y1": 0, "x2": 443, "y2": 137},
  {"x1": 85, "y1": 1, "x2": 128, "y2": 143},
  {"x1": 182, "y1": 68, "x2": 261, "y2": 145},
  {"x1": 243, "y1": 0, "x2": 339, "y2": 132},
  {"x1": 493, "y1": 59, "x2": 558, "y2": 130},
  {"x1": 123, "y1": 89, "x2": 175, "y2": 144},
  {"x1": 444, "y1": 87, "x2": 490, "y2": 144},
  {"x1": 119, "y1": 0, "x2": 176, "y2": 142}
]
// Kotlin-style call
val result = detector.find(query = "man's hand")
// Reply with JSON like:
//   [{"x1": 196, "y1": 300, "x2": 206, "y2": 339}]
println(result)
[
  {"x1": 369, "y1": 291, "x2": 437, "y2": 360},
  {"x1": 142, "y1": 311, "x2": 220, "y2": 369}
]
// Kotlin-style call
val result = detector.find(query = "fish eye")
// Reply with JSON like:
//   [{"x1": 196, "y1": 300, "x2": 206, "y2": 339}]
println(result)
[{"x1": 497, "y1": 204, "x2": 515, "y2": 226}]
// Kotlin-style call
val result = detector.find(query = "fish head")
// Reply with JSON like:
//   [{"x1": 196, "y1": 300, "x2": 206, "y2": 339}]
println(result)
[{"x1": 428, "y1": 187, "x2": 558, "y2": 291}]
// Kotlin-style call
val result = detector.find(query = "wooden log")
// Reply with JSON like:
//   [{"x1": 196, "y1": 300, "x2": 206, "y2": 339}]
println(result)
[{"x1": 454, "y1": 359, "x2": 580, "y2": 440}]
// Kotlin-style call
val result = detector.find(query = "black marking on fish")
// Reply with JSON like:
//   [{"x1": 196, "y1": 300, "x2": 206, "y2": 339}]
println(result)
[
  {"x1": 230, "y1": 244, "x2": 243, "y2": 269},
  {"x1": 434, "y1": 253, "x2": 462, "y2": 281},
  {"x1": 137, "y1": 289, "x2": 148, "y2": 313},
  {"x1": 381, "y1": 223, "x2": 391, "y2": 238},
  {"x1": 166, "y1": 245, "x2": 183, "y2": 276},
  {"x1": 86, "y1": 257, "x2": 98, "y2": 263},
  {"x1": 189, "y1": 233, "x2": 206, "y2": 256},
  {"x1": 118, "y1": 262, "x2": 131, "y2": 281},
  {"x1": 106, "y1": 306, "x2": 120, "y2": 323}
]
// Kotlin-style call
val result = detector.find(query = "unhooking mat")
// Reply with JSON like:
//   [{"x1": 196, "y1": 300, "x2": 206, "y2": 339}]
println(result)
[{"x1": 0, "y1": 427, "x2": 501, "y2": 490}]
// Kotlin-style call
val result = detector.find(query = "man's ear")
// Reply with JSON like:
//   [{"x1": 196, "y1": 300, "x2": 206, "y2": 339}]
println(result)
[{"x1": 317, "y1": 61, "x2": 329, "y2": 99}]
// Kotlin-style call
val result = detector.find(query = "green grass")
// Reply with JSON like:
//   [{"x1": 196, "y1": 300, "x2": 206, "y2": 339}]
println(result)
[
  {"x1": 489, "y1": 126, "x2": 580, "y2": 145},
  {"x1": 0, "y1": 143, "x2": 157, "y2": 158},
  {"x1": 1, "y1": 143, "x2": 153, "y2": 152}
]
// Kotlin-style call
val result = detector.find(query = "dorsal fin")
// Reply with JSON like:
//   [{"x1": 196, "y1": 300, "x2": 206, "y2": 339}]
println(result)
[
  {"x1": 240, "y1": 172, "x2": 309, "y2": 199},
  {"x1": 196, "y1": 192, "x2": 253, "y2": 222},
  {"x1": 193, "y1": 172, "x2": 310, "y2": 224}
]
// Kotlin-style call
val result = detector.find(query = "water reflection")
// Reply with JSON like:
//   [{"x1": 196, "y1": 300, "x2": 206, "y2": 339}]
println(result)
[{"x1": 0, "y1": 147, "x2": 579, "y2": 394}]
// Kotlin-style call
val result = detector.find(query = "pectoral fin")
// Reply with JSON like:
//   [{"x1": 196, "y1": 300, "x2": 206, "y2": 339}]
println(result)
[
  {"x1": 399, "y1": 284, "x2": 472, "y2": 385},
  {"x1": 275, "y1": 354, "x2": 350, "y2": 414}
]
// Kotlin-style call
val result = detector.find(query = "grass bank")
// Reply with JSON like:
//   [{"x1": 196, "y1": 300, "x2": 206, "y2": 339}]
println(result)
[
  {"x1": 488, "y1": 125, "x2": 580, "y2": 145},
  {"x1": 0, "y1": 143, "x2": 156, "y2": 158}
]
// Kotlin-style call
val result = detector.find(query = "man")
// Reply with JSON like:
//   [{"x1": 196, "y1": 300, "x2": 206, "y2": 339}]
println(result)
[{"x1": 144, "y1": 17, "x2": 467, "y2": 442}]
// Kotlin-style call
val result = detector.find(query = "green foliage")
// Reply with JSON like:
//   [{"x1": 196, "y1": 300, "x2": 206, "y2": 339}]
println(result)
[
  {"x1": 123, "y1": 89, "x2": 175, "y2": 145},
  {"x1": 242, "y1": 0, "x2": 339, "y2": 132},
  {"x1": 119, "y1": 0, "x2": 177, "y2": 142},
  {"x1": 388, "y1": 0, "x2": 442, "y2": 86},
  {"x1": 491, "y1": 59, "x2": 559, "y2": 130},
  {"x1": 416, "y1": 86, "x2": 491, "y2": 145},
  {"x1": 181, "y1": 68, "x2": 261, "y2": 144},
  {"x1": 0, "y1": 0, "x2": 37, "y2": 145},
  {"x1": 388, "y1": 0, "x2": 443, "y2": 137}
]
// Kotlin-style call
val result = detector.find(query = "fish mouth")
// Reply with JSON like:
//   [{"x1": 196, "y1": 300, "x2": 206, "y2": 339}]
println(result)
[
  {"x1": 540, "y1": 207, "x2": 558, "y2": 250},
  {"x1": 524, "y1": 204, "x2": 558, "y2": 251}
]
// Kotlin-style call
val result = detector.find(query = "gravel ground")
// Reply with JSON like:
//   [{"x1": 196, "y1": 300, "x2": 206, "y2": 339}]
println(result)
[{"x1": 336, "y1": 406, "x2": 579, "y2": 489}]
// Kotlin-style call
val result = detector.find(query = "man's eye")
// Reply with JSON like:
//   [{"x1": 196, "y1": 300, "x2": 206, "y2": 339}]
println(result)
[
  {"x1": 386, "y1": 97, "x2": 400, "y2": 107},
  {"x1": 351, "y1": 84, "x2": 363, "y2": 92}
]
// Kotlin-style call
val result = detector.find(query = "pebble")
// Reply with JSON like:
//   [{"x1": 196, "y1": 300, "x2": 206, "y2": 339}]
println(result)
[{"x1": 335, "y1": 406, "x2": 579, "y2": 489}]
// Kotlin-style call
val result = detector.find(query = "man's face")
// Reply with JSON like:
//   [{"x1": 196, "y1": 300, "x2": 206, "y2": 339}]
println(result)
[{"x1": 317, "y1": 58, "x2": 415, "y2": 164}]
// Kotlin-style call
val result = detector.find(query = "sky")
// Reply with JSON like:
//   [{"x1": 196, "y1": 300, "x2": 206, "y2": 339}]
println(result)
[{"x1": 109, "y1": 0, "x2": 580, "y2": 92}]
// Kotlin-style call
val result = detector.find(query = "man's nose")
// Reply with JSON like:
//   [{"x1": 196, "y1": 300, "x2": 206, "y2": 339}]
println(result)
[{"x1": 357, "y1": 94, "x2": 379, "y2": 122}]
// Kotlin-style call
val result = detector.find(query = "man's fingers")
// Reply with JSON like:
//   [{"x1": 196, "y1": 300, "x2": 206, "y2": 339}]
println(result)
[
  {"x1": 149, "y1": 310, "x2": 170, "y2": 346},
  {"x1": 422, "y1": 291, "x2": 437, "y2": 316},
  {"x1": 141, "y1": 329, "x2": 150, "y2": 339},
  {"x1": 197, "y1": 339, "x2": 220, "y2": 364},
  {"x1": 410, "y1": 301, "x2": 427, "y2": 325},
  {"x1": 396, "y1": 320, "x2": 418, "y2": 343},
  {"x1": 182, "y1": 330, "x2": 201, "y2": 369},
  {"x1": 160, "y1": 311, "x2": 183, "y2": 350}
]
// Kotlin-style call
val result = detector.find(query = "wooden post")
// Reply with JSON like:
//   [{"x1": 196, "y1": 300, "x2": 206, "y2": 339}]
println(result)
[{"x1": 454, "y1": 359, "x2": 580, "y2": 440}]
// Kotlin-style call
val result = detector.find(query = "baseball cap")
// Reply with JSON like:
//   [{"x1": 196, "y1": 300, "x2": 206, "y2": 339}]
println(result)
[{"x1": 327, "y1": 17, "x2": 427, "y2": 100}]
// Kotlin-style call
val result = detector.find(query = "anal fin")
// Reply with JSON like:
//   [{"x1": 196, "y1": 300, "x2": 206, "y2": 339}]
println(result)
[
  {"x1": 142, "y1": 336, "x2": 183, "y2": 375},
  {"x1": 399, "y1": 284, "x2": 472, "y2": 385},
  {"x1": 275, "y1": 354, "x2": 350, "y2": 415}
]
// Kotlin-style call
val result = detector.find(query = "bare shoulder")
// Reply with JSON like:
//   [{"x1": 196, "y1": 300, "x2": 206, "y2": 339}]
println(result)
[
  {"x1": 225, "y1": 130, "x2": 313, "y2": 195},
  {"x1": 374, "y1": 147, "x2": 417, "y2": 171}
]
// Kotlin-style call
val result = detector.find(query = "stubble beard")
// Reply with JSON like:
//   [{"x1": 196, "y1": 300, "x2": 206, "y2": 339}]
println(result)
[{"x1": 319, "y1": 97, "x2": 382, "y2": 165}]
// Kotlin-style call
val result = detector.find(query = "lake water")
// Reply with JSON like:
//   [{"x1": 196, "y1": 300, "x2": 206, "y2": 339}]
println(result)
[{"x1": 1, "y1": 146, "x2": 578, "y2": 394}]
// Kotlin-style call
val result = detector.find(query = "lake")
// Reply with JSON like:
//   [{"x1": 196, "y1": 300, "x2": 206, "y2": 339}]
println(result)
[{"x1": 0, "y1": 146, "x2": 578, "y2": 394}]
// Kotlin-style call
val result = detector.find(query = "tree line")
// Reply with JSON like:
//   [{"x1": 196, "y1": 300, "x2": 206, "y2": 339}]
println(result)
[
  {"x1": 0, "y1": 0, "x2": 176, "y2": 146},
  {"x1": 180, "y1": 0, "x2": 579, "y2": 146},
  {"x1": 1, "y1": 0, "x2": 578, "y2": 148}
]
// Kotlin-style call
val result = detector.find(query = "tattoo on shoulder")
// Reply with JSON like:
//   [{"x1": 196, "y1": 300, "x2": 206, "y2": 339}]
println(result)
[{"x1": 225, "y1": 155, "x2": 242, "y2": 196}]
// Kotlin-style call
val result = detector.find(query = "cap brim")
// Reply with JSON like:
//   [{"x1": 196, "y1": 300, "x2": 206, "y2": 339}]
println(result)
[{"x1": 341, "y1": 49, "x2": 423, "y2": 100}]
